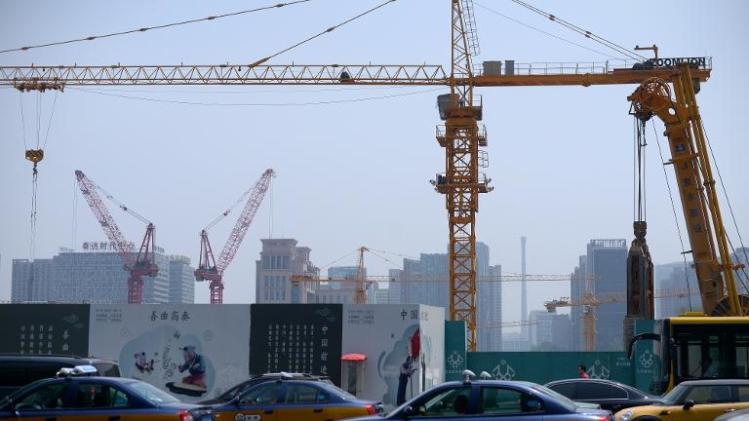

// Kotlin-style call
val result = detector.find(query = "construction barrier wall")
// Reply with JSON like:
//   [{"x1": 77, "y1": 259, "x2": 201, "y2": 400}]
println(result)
[{"x1": 467, "y1": 352, "x2": 634, "y2": 385}]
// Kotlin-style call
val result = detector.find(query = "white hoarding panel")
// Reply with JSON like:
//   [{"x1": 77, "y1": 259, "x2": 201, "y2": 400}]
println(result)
[
  {"x1": 343, "y1": 304, "x2": 430, "y2": 410},
  {"x1": 418, "y1": 304, "x2": 445, "y2": 391},
  {"x1": 89, "y1": 304, "x2": 250, "y2": 402}
]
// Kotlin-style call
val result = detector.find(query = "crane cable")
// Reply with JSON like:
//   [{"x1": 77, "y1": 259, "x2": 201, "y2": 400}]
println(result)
[
  {"x1": 22, "y1": 91, "x2": 58, "y2": 263},
  {"x1": 0, "y1": 0, "x2": 316, "y2": 55},
  {"x1": 67, "y1": 86, "x2": 443, "y2": 107},
  {"x1": 651, "y1": 123, "x2": 694, "y2": 310},
  {"x1": 633, "y1": 118, "x2": 647, "y2": 223},
  {"x1": 701, "y1": 125, "x2": 749, "y2": 295},
  {"x1": 474, "y1": 2, "x2": 621, "y2": 60},
  {"x1": 507, "y1": 0, "x2": 646, "y2": 62},
  {"x1": 247, "y1": 0, "x2": 398, "y2": 67}
]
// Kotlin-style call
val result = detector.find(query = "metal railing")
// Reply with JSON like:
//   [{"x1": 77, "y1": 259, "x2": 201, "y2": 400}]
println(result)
[{"x1": 475, "y1": 57, "x2": 712, "y2": 77}]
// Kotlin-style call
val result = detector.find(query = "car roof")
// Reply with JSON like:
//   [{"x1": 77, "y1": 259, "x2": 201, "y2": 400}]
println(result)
[
  {"x1": 0, "y1": 354, "x2": 116, "y2": 364},
  {"x1": 679, "y1": 379, "x2": 749, "y2": 386},
  {"x1": 436, "y1": 380, "x2": 542, "y2": 388},
  {"x1": 547, "y1": 378, "x2": 634, "y2": 388}
]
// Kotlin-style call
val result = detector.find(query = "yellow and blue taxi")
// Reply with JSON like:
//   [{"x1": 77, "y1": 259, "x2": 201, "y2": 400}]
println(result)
[
  {"x1": 615, "y1": 379, "x2": 749, "y2": 421},
  {"x1": 0, "y1": 366, "x2": 213, "y2": 420},
  {"x1": 209, "y1": 375, "x2": 382, "y2": 421}
]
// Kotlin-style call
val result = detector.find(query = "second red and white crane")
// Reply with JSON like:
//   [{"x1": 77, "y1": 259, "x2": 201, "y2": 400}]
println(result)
[{"x1": 195, "y1": 169, "x2": 274, "y2": 304}]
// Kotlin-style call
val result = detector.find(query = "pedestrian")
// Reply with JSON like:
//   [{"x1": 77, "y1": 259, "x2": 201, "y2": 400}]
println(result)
[
  {"x1": 578, "y1": 364, "x2": 589, "y2": 379},
  {"x1": 397, "y1": 355, "x2": 417, "y2": 405}
]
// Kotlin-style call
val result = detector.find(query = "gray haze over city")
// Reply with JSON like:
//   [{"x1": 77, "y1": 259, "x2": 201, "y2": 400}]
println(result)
[{"x1": 1, "y1": 0, "x2": 747, "y2": 326}]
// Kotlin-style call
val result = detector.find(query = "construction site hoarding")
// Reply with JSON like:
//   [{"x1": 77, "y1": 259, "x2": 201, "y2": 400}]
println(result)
[
  {"x1": 88, "y1": 304, "x2": 250, "y2": 402},
  {"x1": 250, "y1": 304, "x2": 343, "y2": 385},
  {"x1": 0, "y1": 304, "x2": 90, "y2": 356},
  {"x1": 342, "y1": 304, "x2": 445, "y2": 411},
  {"x1": 468, "y1": 351, "x2": 633, "y2": 385}
]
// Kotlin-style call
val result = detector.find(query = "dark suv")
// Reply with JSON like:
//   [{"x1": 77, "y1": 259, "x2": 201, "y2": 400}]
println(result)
[{"x1": 0, "y1": 354, "x2": 120, "y2": 398}]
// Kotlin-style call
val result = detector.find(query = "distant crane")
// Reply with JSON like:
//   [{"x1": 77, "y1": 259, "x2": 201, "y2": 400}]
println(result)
[
  {"x1": 75, "y1": 170, "x2": 157, "y2": 304},
  {"x1": 545, "y1": 288, "x2": 695, "y2": 351},
  {"x1": 195, "y1": 169, "x2": 274, "y2": 304},
  {"x1": 290, "y1": 246, "x2": 390, "y2": 304}
]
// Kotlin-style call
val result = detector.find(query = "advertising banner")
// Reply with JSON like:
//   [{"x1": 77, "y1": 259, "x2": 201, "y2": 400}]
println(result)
[
  {"x1": 342, "y1": 304, "x2": 444, "y2": 411},
  {"x1": 250, "y1": 304, "x2": 343, "y2": 385},
  {"x1": 88, "y1": 304, "x2": 250, "y2": 402},
  {"x1": 0, "y1": 304, "x2": 90, "y2": 356}
]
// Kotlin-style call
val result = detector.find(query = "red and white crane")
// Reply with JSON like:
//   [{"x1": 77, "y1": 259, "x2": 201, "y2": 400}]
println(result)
[
  {"x1": 195, "y1": 168, "x2": 274, "y2": 304},
  {"x1": 75, "y1": 170, "x2": 158, "y2": 304}
]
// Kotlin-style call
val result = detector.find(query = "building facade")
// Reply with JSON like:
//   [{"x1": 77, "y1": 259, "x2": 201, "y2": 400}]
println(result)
[
  {"x1": 169, "y1": 256, "x2": 195, "y2": 304},
  {"x1": 11, "y1": 247, "x2": 194, "y2": 304},
  {"x1": 255, "y1": 239, "x2": 319, "y2": 304},
  {"x1": 478, "y1": 264, "x2": 502, "y2": 351},
  {"x1": 528, "y1": 310, "x2": 572, "y2": 351},
  {"x1": 569, "y1": 239, "x2": 627, "y2": 351},
  {"x1": 390, "y1": 242, "x2": 500, "y2": 351}
]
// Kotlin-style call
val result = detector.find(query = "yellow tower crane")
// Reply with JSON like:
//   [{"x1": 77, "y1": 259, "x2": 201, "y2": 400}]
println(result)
[{"x1": 5, "y1": 1, "x2": 738, "y2": 351}]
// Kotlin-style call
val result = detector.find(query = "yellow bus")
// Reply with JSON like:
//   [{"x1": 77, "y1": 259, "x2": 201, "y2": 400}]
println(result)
[{"x1": 630, "y1": 314, "x2": 749, "y2": 394}]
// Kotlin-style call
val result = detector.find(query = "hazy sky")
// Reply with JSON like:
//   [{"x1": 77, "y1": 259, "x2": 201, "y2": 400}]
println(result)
[{"x1": 1, "y1": 0, "x2": 747, "y2": 325}]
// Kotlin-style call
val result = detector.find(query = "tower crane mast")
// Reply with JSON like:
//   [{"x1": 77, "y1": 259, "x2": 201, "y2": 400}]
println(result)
[
  {"x1": 195, "y1": 169, "x2": 274, "y2": 304},
  {"x1": 74, "y1": 170, "x2": 157, "y2": 304}
]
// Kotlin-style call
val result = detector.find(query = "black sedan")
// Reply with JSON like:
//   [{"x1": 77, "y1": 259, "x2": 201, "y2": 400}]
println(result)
[
  {"x1": 545, "y1": 378, "x2": 661, "y2": 412},
  {"x1": 348, "y1": 378, "x2": 611, "y2": 420},
  {"x1": 0, "y1": 376, "x2": 214, "y2": 420}
]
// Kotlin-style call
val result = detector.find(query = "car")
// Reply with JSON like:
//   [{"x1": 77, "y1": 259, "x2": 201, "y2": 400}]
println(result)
[
  {"x1": 199, "y1": 372, "x2": 332, "y2": 405},
  {"x1": 208, "y1": 377, "x2": 382, "y2": 421},
  {"x1": 545, "y1": 378, "x2": 661, "y2": 412},
  {"x1": 614, "y1": 379, "x2": 749, "y2": 421},
  {"x1": 347, "y1": 373, "x2": 612, "y2": 420},
  {"x1": 0, "y1": 368, "x2": 213, "y2": 420},
  {"x1": 715, "y1": 407, "x2": 749, "y2": 421},
  {"x1": 0, "y1": 354, "x2": 120, "y2": 399}
]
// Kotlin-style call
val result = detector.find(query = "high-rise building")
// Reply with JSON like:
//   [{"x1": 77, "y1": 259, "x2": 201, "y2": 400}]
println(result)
[
  {"x1": 387, "y1": 268, "x2": 402, "y2": 305},
  {"x1": 501, "y1": 331, "x2": 531, "y2": 352},
  {"x1": 655, "y1": 261, "x2": 700, "y2": 318},
  {"x1": 570, "y1": 255, "x2": 587, "y2": 351},
  {"x1": 395, "y1": 242, "x2": 499, "y2": 350},
  {"x1": 478, "y1": 264, "x2": 502, "y2": 351},
  {"x1": 169, "y1": 256, "x2": 195, "y2": 304},
  {"x1": 11, "y1": 246, "x2": 194, "y2": 304},
  {"x1": 255, "y1": 239, "x2": 319, "y2": 303},
  {"x1": 528, "y1": 310, "x2": 572, "y2": 351},
  {"x1": 570, "y1": 239, "x2": 627, "y2": 351}
]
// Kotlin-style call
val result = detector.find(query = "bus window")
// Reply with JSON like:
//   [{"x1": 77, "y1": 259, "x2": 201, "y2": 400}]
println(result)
[{"x1": 737, "y1": 334, "x2": 749, "y2": 378}]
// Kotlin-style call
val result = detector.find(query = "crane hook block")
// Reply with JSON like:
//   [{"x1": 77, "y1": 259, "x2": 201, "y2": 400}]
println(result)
[{"x1": 25, "y1": 149, "x2": 44, "y2": 165}]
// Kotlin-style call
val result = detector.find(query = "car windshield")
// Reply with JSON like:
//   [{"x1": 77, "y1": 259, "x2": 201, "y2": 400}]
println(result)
[
  {"x1": 128, "y1": 381, "x2": 180, "y2": 405},
  {"x1": 531, "y1": 384, "x2": 578, "y2": 411},
  {"x1": 660, "y1": 384, "x2": 688, "y2": 405}
]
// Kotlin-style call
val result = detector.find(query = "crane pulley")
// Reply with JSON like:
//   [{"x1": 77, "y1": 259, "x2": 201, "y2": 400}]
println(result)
[
  {"x1": 74, "y1": 170, "x2": 158, "y2": 303},
  {"x1": 195, "y1": 169, "x2": 274, "y2": 304}
]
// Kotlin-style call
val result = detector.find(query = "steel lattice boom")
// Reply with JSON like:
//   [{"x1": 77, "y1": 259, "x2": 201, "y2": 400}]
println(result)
[
  {"x1": 75, "y1": 170, "x2": 158, "y2": 303},
  {"x1": 195, "y1": 169, "x2": 274, "y2": 304}
]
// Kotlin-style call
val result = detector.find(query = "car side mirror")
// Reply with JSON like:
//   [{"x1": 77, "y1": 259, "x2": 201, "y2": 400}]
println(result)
[
  {"x1": 683, "y1": 399, "x2": 695, "y2": 410},
  {"x1": 402, "y1": 405, "x2": 417, "y2": 418}
]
